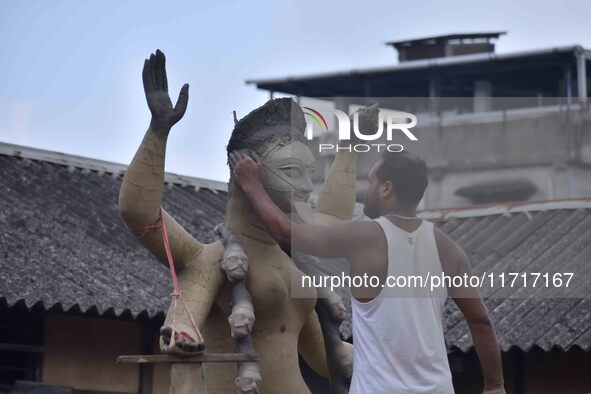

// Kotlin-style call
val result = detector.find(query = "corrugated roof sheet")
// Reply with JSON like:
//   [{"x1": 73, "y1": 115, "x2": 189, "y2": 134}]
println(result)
[
  {"x1": 1, "y1": 144, "x2": 590, "y2": 351},
  {"x1": 439, "y1": 207, "x2": 591, "y2": 352}
]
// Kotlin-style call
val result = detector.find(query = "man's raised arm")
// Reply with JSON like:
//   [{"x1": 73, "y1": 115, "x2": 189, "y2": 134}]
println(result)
[{"x1": 229, "y1": 150, "x2": 360, "y2": 258}]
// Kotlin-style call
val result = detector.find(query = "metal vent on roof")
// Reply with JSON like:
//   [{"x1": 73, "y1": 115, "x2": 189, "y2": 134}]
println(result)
[{"x1": 455, "y1": 178, "x2": 537, "y2": 204}]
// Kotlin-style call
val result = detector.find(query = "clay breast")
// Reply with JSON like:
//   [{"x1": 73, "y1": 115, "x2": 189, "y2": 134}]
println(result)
[{"x1": 240, "y1": 236, "x2": 316, "y2": 330}]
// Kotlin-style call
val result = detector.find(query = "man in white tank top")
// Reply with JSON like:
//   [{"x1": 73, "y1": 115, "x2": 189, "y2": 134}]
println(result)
[{"x1": 231, "y1": 150, "x2": 506, "y2": 394}]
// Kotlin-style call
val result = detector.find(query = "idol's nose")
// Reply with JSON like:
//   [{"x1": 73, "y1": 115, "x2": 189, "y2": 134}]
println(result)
[{"x1": 302, "y1": 178, "x2": 314, "y2": 195}]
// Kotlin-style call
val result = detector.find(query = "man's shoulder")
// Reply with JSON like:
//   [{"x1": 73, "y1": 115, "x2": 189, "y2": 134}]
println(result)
[
  {"x1": 433, "y1": 225, "x2": 470, "y2": 273},
  {"x1": 347, "y1": 219, "x2": 383, "y2": 238},
  {"x1": 338, "y1": 219, "x2": 386, "y2": 260}
]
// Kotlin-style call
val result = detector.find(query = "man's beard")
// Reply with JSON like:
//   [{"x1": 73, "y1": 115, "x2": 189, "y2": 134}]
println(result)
[{"x1": 363, "y1": 195, "x2": 380, "y2": 219}]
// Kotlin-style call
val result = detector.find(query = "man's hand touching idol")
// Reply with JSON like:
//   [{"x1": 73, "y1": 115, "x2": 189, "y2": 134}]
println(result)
[{"x1": 229, "y1": 150, "x2": 263, "y2": 192}]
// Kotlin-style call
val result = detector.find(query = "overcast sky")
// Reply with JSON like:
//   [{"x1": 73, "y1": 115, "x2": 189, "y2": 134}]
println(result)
[{"x1": 2, "y1": 0, "x2": 591, "y2": 181}]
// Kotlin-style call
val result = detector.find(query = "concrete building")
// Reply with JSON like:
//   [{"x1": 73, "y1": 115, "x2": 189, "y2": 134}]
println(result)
[{"x1": 247, "y1": 33, "x2": 591, "y2": 209}]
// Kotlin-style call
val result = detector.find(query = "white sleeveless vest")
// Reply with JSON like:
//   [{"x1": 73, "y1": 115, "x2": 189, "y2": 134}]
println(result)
[{"x1": 349, "y1": 217, "x2": 454, "y2": 394}]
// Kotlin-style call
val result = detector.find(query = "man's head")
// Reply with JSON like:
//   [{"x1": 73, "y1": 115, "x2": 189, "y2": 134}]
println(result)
[{"x1": 363, "y1": 151, "x2": 428, "y2": 219}]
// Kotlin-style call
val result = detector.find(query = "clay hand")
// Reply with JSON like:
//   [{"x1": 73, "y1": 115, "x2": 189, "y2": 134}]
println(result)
[
  {"x1": 159, "y1": 326, "x2": 204, "y2": 355},
  {"x1": 143, "y1": 49, "x2": 189, "y2": 135},
  {"x1": 229, "y1": 150, "x2": 263, "y2": 190},
  {"x1": 338, "y1": 342, "x2": 354, "y2": 381},
  {"x1": 325, "y1": 291, "x2": 346, "y2": 322},
  {"x1": 350, "y1": 103, "x2": 379, "y2": 142}
]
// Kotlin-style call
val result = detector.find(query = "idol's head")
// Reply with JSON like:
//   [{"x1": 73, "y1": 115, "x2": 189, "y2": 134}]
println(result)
[
  {"x1": 362, "y1": 151, "x2": 428, "y2": 219},
  {"x1": 227, "y1": 98, "x2": 315, "y2": 213}
]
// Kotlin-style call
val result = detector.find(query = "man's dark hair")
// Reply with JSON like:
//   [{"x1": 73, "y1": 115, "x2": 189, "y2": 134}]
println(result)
[{"x1": 375, "y1": 151, "x2": 428, "y2": 205}]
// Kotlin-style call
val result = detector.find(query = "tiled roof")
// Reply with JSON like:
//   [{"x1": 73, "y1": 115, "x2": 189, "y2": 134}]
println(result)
[
  {"x1": 1, "y1": 142, "x2": 590, "y2": 351},
  {"x1": 0, "y1": 143, "x2": 227, "y2": 319},
  {"x1": 436, "y1": 205, "x2": 591, "y2": 352}
]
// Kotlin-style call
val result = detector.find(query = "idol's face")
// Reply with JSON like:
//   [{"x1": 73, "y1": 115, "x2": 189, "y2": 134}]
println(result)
[{"x1": 260, "y1": 140, "x2": 315, "y2": 213}]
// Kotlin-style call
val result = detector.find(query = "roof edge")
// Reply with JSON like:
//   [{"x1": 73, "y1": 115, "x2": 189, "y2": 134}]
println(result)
[
  {"x1": 246, "y1": 45, "x2": 583, "y2": 87},
  {"x1": 419, "y1": 198, "x2": 591, "y2": 220},
  {"x1": 386, "y1": 31, "x2": 506, "y2": 47},
  {"x1": 0, "y1": 141, "x2": 227, "y2": 193}
]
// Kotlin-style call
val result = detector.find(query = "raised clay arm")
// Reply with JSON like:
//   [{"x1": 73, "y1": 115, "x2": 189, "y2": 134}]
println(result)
[
  {"x1": 314, "y1": 103, "x2": 378, "y2": 224},
  {"x1": 314, "y1": 149, "x2": 357, "y2": 224},
  {"x1": 119, "y1": 49, "x2": 203, "y2": 271},
  {"x1": 119, "y1": 129, "x2": 203, "y2": 271},
  {"x1": 119, "y1": 50, "x2": 225, "y2": 353}
]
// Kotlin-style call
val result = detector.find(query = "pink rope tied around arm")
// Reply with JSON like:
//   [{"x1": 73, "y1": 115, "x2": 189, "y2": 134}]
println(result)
[{"x1": 136, "y1": 208, "x2": 204, "y2": 351}]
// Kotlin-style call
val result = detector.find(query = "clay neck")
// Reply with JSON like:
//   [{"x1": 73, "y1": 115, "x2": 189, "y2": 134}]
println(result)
[{"x1": 225, "y1": 185, "x2": 277, "y2": 245}]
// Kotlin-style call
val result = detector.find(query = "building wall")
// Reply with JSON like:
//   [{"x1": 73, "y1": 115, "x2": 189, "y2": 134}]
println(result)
[
  {"x1": 43, "y1": 314, "x2": 141, "y2": 393},
  {"x1": 571, "y1": 165, "x2": 591, "y2": 197},
  {"x1": 310, "y1": 106, "x2": 591, "y2": 209}
]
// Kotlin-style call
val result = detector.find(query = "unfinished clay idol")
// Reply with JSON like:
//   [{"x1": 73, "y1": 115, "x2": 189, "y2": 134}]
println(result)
[{"x1": 120, "y1": 50, "x2": 360, "y2": 393}]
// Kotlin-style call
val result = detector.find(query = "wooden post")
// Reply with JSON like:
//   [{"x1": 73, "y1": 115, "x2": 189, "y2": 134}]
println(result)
[
  {"x1": 170, "y1": 363, "x2": 203, "y2": 394},
  {"x1": 117, "y1": 353, "x2": 258, "y2": 394}
]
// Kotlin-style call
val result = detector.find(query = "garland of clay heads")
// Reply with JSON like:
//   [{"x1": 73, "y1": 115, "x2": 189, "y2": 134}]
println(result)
[{"x1": 214, "y1": 224, "x2": 260, "y2": 393}]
